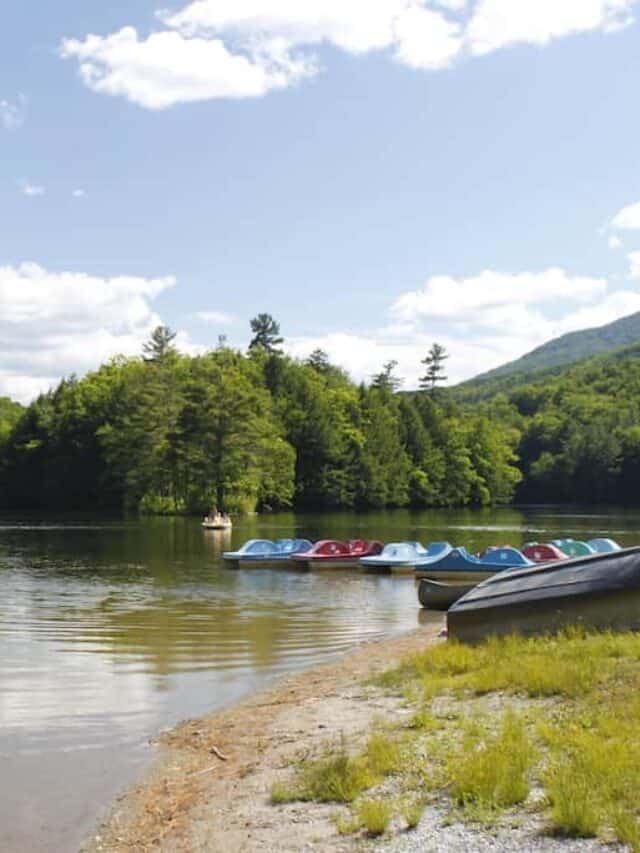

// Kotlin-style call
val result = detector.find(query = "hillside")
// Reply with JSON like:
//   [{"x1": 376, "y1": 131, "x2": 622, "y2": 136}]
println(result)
[{"x1": 456, "y1": 310, "x2": 640, "y2": 401}]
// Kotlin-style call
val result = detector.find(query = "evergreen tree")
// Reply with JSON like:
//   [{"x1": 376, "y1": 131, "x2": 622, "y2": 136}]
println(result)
[
  {"x1": 143, "y1": 325, "x2": 177, "y2": 362},
  {"x1": 420, "y1": 343, "x2": 449, "y2": 393},
  {"x1": 306, "y1": 348, "x2": 331, "y2": 373},
  {"x1": 248, "y1": 314, "x2": 284, "y2": 355},
  {"x1": 371, "y1": 360, "x2": 403, "y2": 392}
]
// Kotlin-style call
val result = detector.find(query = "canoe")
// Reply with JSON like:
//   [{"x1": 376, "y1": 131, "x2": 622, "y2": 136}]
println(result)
[
  {"x1": 223, "y1": 538, "x2": 312, "y2": 568},
  {"x1": 551, "y1": 538, "x2": 596, "y2": 558},
  {"x1": 447, "y1": 546, "x2": 640, "y2": 643},
  {"x1": 417, "y1": 578, "x2": 477, "y2": 611},
  {"x1": 521, "y1": 542, "x2": 566, "y2": 562},
  {"x1": 415, "y1": 545, "x2": 532, "y2": 582},
  {"x1": 360, "y1": 541, "x2": 449, "y2": 574},
  {"x1": 291, "y1": 539, "x2": 383, "y2": 569}
]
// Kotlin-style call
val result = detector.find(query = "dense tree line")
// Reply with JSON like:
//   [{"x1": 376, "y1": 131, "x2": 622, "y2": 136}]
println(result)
[
  {"x1": 498, "y1": 345, "x2": 640, "y2": 504},
  {"x1": 0, "y1": 325, "x2": 521, "y2": 513}
]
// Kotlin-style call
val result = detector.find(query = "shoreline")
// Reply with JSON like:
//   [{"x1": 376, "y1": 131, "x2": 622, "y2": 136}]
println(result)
[{"x1": 84, "y1": 621, "x2": 446, "y2": 852}]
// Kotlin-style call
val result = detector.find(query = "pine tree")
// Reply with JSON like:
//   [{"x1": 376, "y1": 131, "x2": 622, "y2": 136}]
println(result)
[
  {"x1": 371, "y1": 360, "x2": 403, "y2": 392},
  {"x1": 143, "y1": 325, "x2": 177, "y2": 362},
  {"x1": 419, "y1": 343, "x2": 449, "y2": 393},
  {"x1": 248, "y1": 314, "x2": 284, "y2": 354}
]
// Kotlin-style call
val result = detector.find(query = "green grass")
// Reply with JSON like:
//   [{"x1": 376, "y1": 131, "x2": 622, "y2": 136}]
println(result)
[
  {"x1": 448, "y1": 710, "x2": 536, "y2": 812},
  {"x1": 354, "y1": 798, "x2": 393, "y2": 836},
  {"x1": 274, "y1": 630, "x2": 640, "y2": 849},
  {"x1": 270, "y1": 731, "x2": 406, "y2": 805}
]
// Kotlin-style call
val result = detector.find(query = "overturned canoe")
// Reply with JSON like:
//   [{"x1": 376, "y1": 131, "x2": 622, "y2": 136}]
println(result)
[
  {"x1": 417, "y1": 578, "x2": 477, "y2": 611},
  {"x1": 448, "y1": 546, "x2": 640, "y2": 643}
]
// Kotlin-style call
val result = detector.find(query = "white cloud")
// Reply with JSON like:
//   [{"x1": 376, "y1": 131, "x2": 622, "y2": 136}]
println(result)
[
  {"x1": 62, "y1": 0, "x2": 639, "y2": 108},
  {"x1": 0, "y1": 95, "x2": 26, "y2": 130},
  {"x1": 391, "y1": 268, "x2": 606, "y2": 322},
  {"x1": 0, "y1": 262, "x2": 180, "y2": 402},
  {"x1": 193, "y1": 310, "x2": 234, "y2": 324},
  {"x1": 60, "y1": 26, "x2": 313, "y2": 109},
  {"x1": 628, "y1": 252, "x2": 640, "y2": 279},
  {"x1": 72, "y1": 188, "x2": 87, "y2": 198},
  {"x1": 611, "y1": 200, "x2": 640, "y2": 230},
  {"x1": 608, "y1": 235, "x2": 623, "y2": 249},
  {"x1": 18, "y1": 179, "x2": 45, "y2": 197},
  {"x1": 467, "y1": 0, "x2": 637, "y2": 56},
  {"x1": 289, "y1": 268, "x2": 640, "y2": 386}
]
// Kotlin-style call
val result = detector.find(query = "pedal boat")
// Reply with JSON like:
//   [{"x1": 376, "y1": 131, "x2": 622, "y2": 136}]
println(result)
[
  {"x1": 360, "y1": 541, "x2": 449, "y2": 574},
  {"x1": 291, "y1": 539, "x2": 383, "y2": 569},
  {"x1": 223, "y1": 538, "x2": 312, "y2": 568},
  {"x1": 414, "y1": 545, "x2": 533, "y2": 582}
]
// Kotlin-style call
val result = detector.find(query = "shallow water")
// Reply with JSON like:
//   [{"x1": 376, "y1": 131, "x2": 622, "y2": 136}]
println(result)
[{"x1": 1, "y1": 507, "x2": 638, "y2": 852}]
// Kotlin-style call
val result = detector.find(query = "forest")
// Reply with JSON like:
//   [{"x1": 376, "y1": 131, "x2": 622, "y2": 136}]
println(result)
[
  {"x1": 0, "y1": 321, "x2": 521, "y2": 513},
  {"x1": 2, "y1": 317, "x2": 639, "y2": 513}
]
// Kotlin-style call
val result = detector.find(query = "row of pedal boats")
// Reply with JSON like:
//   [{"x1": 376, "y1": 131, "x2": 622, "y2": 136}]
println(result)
[
  {"x1": 224, "y1": 536, "x2": 640, "y2": 643},
  {"x1": 222, "y1": 536, "x2": 620, "y2": 576}
]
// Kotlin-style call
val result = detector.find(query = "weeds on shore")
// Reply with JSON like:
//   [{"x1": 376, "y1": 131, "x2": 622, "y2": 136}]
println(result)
[
  {"x1": 273, "y1": 629, "x2": 640, "y2": 849},
  {"x1": 270, "y1": 731, "x2": 406, "y2": 805}
]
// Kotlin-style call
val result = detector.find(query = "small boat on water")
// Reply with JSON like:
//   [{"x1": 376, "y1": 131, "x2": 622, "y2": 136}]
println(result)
[
  {"x1": 223, "y1": 538, "x2": 312, "y2": 568},
  {"x1": 291, "y1": 539, "x2": 383, "y2": 569},
  {"x1": 202, "y1": 510, "x2": 232, "y2": 530},
  {"x1": 522, "y1": 542, "x2": 566, "y2": 563},
  {"x1": 587, "y1": 538, "x2": 621, "y2": 553},
  {"x1": 417, "y1": 578, "x2": 477, "y2": 611},
  {"x1": 448, "y1": 546, "x2": 640, "y2": 643},
  {"x1": 551, "y1": 538, "x2": 595, "y2": 558},
  {"x1": 360, "y1": 541, "x2": 449, "y2": 574},
  {"x1": 415, "y1": 545, "x2": 532, "y2": 582}
]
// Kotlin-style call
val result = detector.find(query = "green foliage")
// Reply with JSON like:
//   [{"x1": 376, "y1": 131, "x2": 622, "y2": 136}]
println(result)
[
  {"x1": 448, "y1": 710, "x2": 535, "y2": 813},
  {"x1": 248, "y1": 313, "x2": 284, "y2": 355},
  {"x1": 378, "y1": 630, "x2": 640, "y2": 846},
  {"x1": 0, "y1": 343, "x2": 523, "y2": 512},
  {"x1": 353, "y1": 797, "x2": 393, "y2": 835}
]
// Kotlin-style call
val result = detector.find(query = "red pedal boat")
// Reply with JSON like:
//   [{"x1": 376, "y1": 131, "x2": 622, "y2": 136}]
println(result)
[
  {"x1": 290, "y1": 539, "x2": 383, "y2": 569},
  {"x1": 521, "y1": 543, "x2": 566, "y2": 563}
]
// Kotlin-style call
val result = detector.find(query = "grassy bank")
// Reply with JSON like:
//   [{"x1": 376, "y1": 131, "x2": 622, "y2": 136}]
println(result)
[{"x1": 271, "y1": 629, "x2": 640, "y2": 848}]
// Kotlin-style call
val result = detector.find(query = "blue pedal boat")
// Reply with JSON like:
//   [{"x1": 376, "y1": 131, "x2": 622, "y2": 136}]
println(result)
[
  {"x1": 360, "y1": 541, "x2": 450, "y2": 574},
  {"x1": 415, "y1": 545, "x2": 533, "y2": 582},
  {"x1": 587, "y1": 538, "x2": 621, "y2": 553},
  {"x1": 223, "y1": 538, "x2": 313, "y2": 568},
  {"x1": 551, "y1": 539, "x2": 596, "y2": 558}
]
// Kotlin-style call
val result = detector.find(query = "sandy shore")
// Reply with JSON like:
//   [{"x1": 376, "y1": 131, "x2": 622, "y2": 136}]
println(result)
[{"x1": 84, "y1": 620, "x2": 445, "y2": 853}]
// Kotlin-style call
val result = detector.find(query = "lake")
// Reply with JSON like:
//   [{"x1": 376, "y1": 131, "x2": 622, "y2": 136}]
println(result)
[{"x1": 1, "y1": 507, "x2": 638, "y2": 852}]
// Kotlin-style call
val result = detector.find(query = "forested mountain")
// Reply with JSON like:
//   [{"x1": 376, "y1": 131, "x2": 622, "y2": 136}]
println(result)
[
  {"x1": 456, "y1": 310, "x2": 640, "y2": 402},
  {"x1": 491, "y1": 343, "x2": 640, "y2": 504},
  {"x1": 0, "y1": 332, "x2": 520, "y2": 513}
]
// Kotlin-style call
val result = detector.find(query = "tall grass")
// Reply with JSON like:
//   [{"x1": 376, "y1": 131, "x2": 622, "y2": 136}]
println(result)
[
  {"x1": 448, "y1": 710, "x2": 536, "y2": 812},
  {"x1": 270, "y1": 731, "x2": 405, "y2": 805},
  {"x1": 275, "y1": 630, "x2": 640, "y2": 848}
]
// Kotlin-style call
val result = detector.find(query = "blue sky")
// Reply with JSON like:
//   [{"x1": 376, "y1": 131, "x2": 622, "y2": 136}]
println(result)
[{"x1": 2, "y1": 0, "x2": 640, "y2": 402}]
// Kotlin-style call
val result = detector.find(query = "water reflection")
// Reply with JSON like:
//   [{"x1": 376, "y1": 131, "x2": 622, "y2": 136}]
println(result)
[{"x1": 1, "y1": 506, "x2": 639, "y2": 851}]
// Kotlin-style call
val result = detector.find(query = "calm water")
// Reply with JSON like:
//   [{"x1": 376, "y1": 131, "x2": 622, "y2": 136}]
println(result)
[{"x1": 1, "y1": 507, "x2": 639, "y2": 852}]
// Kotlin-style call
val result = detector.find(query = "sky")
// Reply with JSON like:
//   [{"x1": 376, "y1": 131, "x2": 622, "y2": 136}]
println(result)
[{"x1": 2, "y1": 0, "x2": 640, "y2": 403}]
